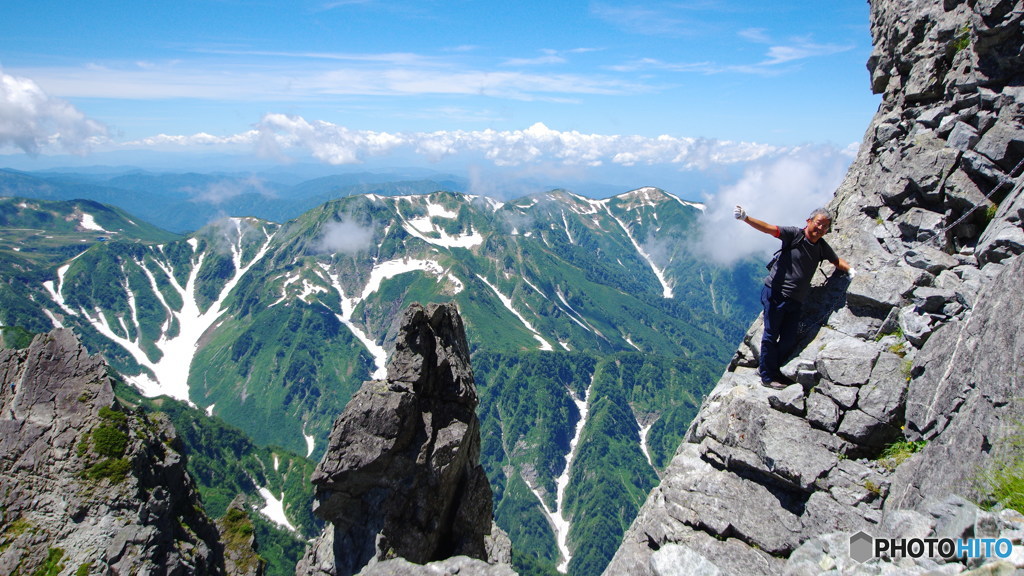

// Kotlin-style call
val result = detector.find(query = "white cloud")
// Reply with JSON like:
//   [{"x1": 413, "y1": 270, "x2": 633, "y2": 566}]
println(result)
[
  {"x1": 502, "y1": 49, "x2": 568, "y2": 67},
  {"x1": 761, "y1": 42, "x2": 853, "y2": 66},
  {"x1": 185, "y1": 177, "x2": 275, "y2": 205},
  {"x1": 315, "y1": 218, "x2": 375, "y2": 254},
  {"x1": 255, "y1": 114, "x2": 406, "y2": 164},
  {"x1": 0, "y1": 69, "x2": 108, "y2": 154},
  {"x1": 125, "y1": 131, "x2": 259, "y2": 147},
  {"x1": 589, "y1": 3, "x2": 694, "y2": 36},
  {"x1": 693, "y1": 147, "x2": 851, "y2": 266},
  {"x1": 248, "y1": 114, "x2": 786, "y2": 169},
  {"x1": 738, "y1": 28, "x2": 772, "y2": 43}
]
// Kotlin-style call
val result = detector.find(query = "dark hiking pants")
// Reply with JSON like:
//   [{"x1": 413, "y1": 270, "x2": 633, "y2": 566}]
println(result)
[{"x1": 759, "y1": 284, "x2": 802, "y2": 383}]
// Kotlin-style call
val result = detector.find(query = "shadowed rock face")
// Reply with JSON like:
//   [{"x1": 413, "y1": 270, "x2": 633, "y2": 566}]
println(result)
[
  {"x1": 0, "y1": 329, "x2": 227, "y2": 576},
  {"x1": 298, "y1": 303, "x2": 508, "y2": 576}
]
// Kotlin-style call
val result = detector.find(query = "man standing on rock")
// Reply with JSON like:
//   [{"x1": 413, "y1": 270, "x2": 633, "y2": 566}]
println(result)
[{"x1": 734, "y1": 206, "x2": 855, "y2": 388}]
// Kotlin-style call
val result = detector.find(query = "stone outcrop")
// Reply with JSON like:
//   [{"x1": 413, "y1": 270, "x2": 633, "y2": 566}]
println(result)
[
  {"x1": 296, "y1": 303, "x2": 512, "y2": 576},
  {"x1": 218, "y1": 496, "x2": 267, "y2": 576},
  {"x1": 0, "y1": 329, "x2": 230, "y2": 575},
  {"x1": 604, "y1": 0, "x2": 1024, "y2": 574}
]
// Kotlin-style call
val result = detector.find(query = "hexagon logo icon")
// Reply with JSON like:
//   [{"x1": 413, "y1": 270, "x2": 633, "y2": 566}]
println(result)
[{"x1": 849, "y1": 531, "x2": 874, "y2": 563}]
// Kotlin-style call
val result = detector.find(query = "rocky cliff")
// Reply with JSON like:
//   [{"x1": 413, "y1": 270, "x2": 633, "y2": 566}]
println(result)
[
  {"x1": 604, "y1": 0, "x2": 1024, "y2": 574},
  {"x1": 0, "y1": 329, "x2": 229, "y2": 575},
  {"x1": 296, "y1": 303, "x2": 513, "y2": 576}
]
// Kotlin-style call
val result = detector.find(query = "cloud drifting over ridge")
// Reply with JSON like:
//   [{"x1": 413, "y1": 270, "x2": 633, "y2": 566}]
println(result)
[
  {"x1": 0, "y1": 69, "x2": 108, "y2": 154},
  {"x1": 694, "y1": 148, "x2": 852, "y2": 266}
]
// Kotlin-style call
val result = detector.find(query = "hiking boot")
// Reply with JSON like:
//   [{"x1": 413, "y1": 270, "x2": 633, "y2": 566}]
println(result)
[
  {"x1": 761, "y1": 379, "x2": 789, "y2": 390},
  {"x1": 760, "y1": 373, "x2": 794, "y2": 390}
]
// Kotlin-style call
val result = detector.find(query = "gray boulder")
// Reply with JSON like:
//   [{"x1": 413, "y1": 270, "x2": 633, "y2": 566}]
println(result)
[{"x1": 357, "y1": 556, "x2": 517, "y2": 576}]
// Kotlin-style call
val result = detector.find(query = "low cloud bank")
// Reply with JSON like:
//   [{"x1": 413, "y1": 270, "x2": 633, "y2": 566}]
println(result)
[{"x1": 251, "y1": 114, "x2": 788, "y2": 170}]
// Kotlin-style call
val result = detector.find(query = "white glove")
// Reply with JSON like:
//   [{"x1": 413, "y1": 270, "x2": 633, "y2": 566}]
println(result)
[
  {"x1": 733, "y1": 205, "x2": 747, "y2": 220},
  {"x1": 846, "y1": 267, "x2": 857, "y2": 278}
]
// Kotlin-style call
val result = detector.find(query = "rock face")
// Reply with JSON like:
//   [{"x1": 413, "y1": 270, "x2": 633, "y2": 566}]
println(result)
[
  {"x1": 0, "y1": 329, "x2": 228, "y2": 575},
  {"x1": 604, "y1": 0, "x2": 1024, "y2": 574},
  {"x1": 296, "y1": 303, "x2": 512, "y2": 576}
]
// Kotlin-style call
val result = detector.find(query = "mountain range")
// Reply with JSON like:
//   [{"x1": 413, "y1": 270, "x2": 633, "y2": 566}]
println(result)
[{"x1": 0, "y1": 182, "x2": 764, "y2": 576}]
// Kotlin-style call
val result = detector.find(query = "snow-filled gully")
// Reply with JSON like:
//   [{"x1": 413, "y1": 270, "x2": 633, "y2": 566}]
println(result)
[{"x1": 527, "y1": 384, "x2": 592, "y2": 573}]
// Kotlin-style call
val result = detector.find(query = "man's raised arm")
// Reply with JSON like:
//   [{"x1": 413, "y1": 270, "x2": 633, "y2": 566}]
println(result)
[{"x1": 734, "y1": 205, "x2": 780, "y2": 237}]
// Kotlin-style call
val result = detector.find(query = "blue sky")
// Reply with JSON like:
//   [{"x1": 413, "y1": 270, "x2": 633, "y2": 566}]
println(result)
[{"x1": 1, "y1": 0, "x2": 878, "y2": 200}]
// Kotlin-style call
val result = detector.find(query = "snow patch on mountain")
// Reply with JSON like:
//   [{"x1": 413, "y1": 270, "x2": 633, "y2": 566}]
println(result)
[
  {"x1": 47, "y1": 219, "x2": 277, "y2": 404},
  {"x1": 401, "y1": 217, "x2": 483, "y2": 249},
  {"x1": 322, "y1": 258, "x2": 451, "y2": 380},
  {"x1": 42, "y1": 260, "x2": 77, "y2": 319},
  {"x1": 561, "y1": 210, "x2": 575, "y2": 244},
  {"x1": 78, "y1": 213, "x2": 109, "y2": 233},
  {"x1": 476, "y1": 274, "x2": 553, "y2": 351},
  {"x1": 555, "y1": 289, "x2": 600, "y2": 336},
  {"x1": 638, "y1": 420, "x2": 654, "y2": 468},
  {"x1": 604, "y1": 206, "x2": 674, "y2": 298},
  {"x1": 553, "y1": 384, "x2": 593, "y2": 572},
  {"x1": 257, "y1": 486, "x2": 296, "y2": 532},
  {"x1": 303, "y1": 424, "x2": 315, "y2": 458},
  {"x1": 425, "y1": 201, "x2": 458, "y2": 219},
  {"x1": 624, "y1": 335, "x2": 642, "y2": 352},
  {"x1": 362, "y1": 258, "x2": 444, "y2": 299}
]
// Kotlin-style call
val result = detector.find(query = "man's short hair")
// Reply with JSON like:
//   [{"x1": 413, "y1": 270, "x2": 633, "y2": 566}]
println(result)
[{"x1": 807, "y1": 207, "x2": 833, "y2": 223}]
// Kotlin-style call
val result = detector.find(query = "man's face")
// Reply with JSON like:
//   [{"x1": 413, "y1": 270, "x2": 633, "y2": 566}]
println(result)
[{"x1": 804, "y1": 214, "x2": 831, "y2": 243}]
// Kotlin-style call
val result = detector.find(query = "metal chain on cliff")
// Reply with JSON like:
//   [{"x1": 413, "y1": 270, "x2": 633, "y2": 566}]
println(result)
[{"x1": 919, "y1": 154, "x2": 1024, "y2": 249}]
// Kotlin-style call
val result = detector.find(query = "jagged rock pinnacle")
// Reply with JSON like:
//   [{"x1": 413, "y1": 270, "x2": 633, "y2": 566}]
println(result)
[{"x1": 297, "y1": 302, "x2": 512, "y2": 576}]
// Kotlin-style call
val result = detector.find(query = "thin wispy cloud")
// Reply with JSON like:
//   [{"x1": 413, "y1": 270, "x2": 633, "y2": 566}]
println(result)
[
  {"x1": 589, "y1": 3, "x2": 695, "y2": 37},
  {"x1": 502, "y1": 50, "x2": 568, "y2": 67},
  {"x1": 738, "y1": 28, "x2": 772, "y2": 43},
  {"x1": 738, "y1": 28, "x2": 854, "y2": 67},
  {"x1": 192, "y1": 48, "x2": 439, "y2": 66},
  {"x1": 12, "y1": 58, "x2": 646, "y2": 103},
  {"x1": 609, "y1": 34, "x2": 853, "y2": 77},
  {"x1": 760, "y1": 41, "x2": 852, "y2": 65},
  {"x1": 320, "y1": 0, "x2": 375, "y2": 9}
]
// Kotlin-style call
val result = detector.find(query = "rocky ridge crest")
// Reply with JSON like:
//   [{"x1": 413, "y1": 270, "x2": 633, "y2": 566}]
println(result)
[
  {"x1": 0, "y1": 329, "x2": 229, "y2": 575},
  {"x1": 604, "y1": 0, "x2": 1024, "y2": 574}
]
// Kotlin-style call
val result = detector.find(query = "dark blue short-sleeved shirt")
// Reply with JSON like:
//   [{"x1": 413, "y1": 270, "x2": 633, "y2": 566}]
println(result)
[{"x1": 763, "y1": 226, "x2": 838, "y2": 302}]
